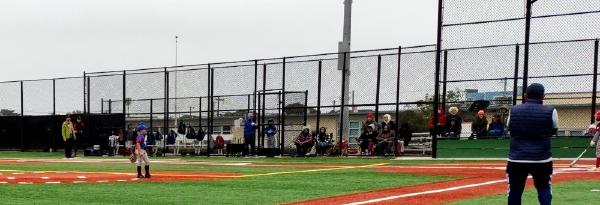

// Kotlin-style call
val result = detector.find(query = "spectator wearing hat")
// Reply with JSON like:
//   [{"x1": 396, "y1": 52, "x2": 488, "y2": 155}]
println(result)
[
  {"x1": 445, "y1": 107, "x2": 463, "y2": 139},
  {"x1": 294, "y1": 127, "x2": 314, "y2": 157},
  {"x1": 506, "y1": 83, "x2": 558, "y2": 205},
  {"x1": 134, "y1": 122, "x2": 151, "y2": 178},
  {"x1": 470, "y1": 110, "x2": 488, "y2": 140},
  {"x1": 362, "y1": 112, "x2": 379, "y2": 134},
  {"x1": 380, "y1": 114, "x2": 397, "y2": 133}
]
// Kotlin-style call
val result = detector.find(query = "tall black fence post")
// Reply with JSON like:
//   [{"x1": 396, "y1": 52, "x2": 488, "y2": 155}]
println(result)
[
  {"x1": 261, "y1": 64, "x2": 267, "y2": 148},
  {"x1": 513, "y1": 45, "x2": 520, "y2": 106},
  {"x1": 86, "y1": 76, "x2": 91, "y2": 115},
  {"x1": 52, "y1": 79, "x2": 56, "y2": 151},
  {"x1": 592, "y1": 40, "x2": 599, "y2": 124},
  {"x1": 395, "y1": 46, "x2": 402, "y2": 126},
  {"x1": 339, "y1": 52, "x2": 348, "y2": 155},
  {"x1": 208, "y1": 64, "x2": 214, "y2": 157},
  {"x1": 523, "y1": 0, "x2": 534, "y2": 103},
  {"x1": 432, "y1": 0, "x2": 444, "y2": 159},
  {"x1": 281, "y1": 57, "x2": 286, "y2": 154},
  {"x1": 254, "y1": 60, "x2": 258, "y2": 116},
  {"x1": 150, "y1": 99, "x2": 154, "y2": 134},
  {"x1": 20, "y1": 81, "x2": 24, "y2": 151},
  {"x1": 316, "y1": 60, "x2": 323, "y2": 132},
  {"x1": 441, "y1": 50, "x2": 448, "y2": 113},
  {"x1": 163, "y1": 68, "x2": 168, "y2": 157},
  {"x1": 375, "y1": 55, "x2": 382, "y2": 119},
  {"x1": 83, "y1": 72, "x2": 87, "y2": 115},
  {"x1": 122, "y1": 71, "x2": 127, "y2": 133}
]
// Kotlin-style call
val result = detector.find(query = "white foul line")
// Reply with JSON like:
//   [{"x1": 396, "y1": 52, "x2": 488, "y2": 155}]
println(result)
[{"x1": 343, "y1": 179, "x2": 507, "y2": 205}]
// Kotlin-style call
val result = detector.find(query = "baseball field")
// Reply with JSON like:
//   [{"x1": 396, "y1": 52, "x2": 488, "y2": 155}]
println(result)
[{"x1": 0, "y1": 151, "x2": 598, "y2": 205}]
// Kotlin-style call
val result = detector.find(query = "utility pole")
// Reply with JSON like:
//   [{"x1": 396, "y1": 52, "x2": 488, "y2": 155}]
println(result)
[
  {"x1": 174, "y1": 35, "x2": 179, "y2": 126},
  {"x1": 338, "y1": 0, "x2": 352, "y2": 142}
]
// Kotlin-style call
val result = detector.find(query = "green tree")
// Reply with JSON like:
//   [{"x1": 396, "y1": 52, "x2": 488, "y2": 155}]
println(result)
[{"x1": 417, "y1": 89, "x2": 464, "y2": 117}]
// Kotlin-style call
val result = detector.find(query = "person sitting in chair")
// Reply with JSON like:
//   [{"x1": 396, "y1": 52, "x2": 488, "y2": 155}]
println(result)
[
  {"x1": 488, "y1": 114, "x2": 505, "y2": 137},
  {"x1": 294, "y1": 127, "x2": 314, "y2": 157},
  {"x1": 375, "y1": 125, "x2": 395, "y2": 156},
  {"x1": 315, "y1": 127, "x2": 332, "y2": 156},
  {"x1": 470, "y1": 110, "x2": 488, "y2": 139},
  {"x1": 358, "y1": 124, "x2": 378, "y2": 156}
]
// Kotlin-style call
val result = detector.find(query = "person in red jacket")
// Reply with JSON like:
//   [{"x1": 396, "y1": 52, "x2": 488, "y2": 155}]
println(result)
[{"x1": 428, "y1": 109, "x2": 446, "y2": 137}]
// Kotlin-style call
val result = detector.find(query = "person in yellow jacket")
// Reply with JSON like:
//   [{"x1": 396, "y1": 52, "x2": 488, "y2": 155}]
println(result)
[{"x1": 62, "y1": 116, "x2": 74, "y2": 159}]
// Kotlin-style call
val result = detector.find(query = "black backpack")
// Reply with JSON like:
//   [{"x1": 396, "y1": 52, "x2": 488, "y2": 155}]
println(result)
[
  {"x1": 186, "y1": 126, "x2": 197, "y2": 140},
  {"x1": 177, "y1": 122, "x2": 186, "y2": 135},
  {"x1": 196, "y1": 128, "x2": 206, "y2": 141},
  {"x1": 167, "y1": 130, "x2": 176, "y2": 145}
]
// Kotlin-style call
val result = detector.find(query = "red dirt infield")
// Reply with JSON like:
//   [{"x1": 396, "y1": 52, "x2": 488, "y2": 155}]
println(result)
[
  {"x1": 0, "y1": 170, "x2": 240, "y2": 185},
  {"x1": 288, "y1": 161, "x2": 600, "y2": 205}
]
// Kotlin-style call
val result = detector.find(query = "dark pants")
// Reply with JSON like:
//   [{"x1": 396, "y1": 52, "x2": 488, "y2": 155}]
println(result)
[
  {"x1": 64, "y1": 138, "x2": 73, "y2": 158},
  {"x1": 375, "y1": 141, "x2": 392, "y2": 156},
  {"x1": 316, "y1": 142, "x2": 331, "y2": 156},
  {"x1": 243, "y1": 135, "x2": 256, "y2": 156},
  {"x1": 295, "y1": 143, "x2": 313, "y2": 157},
  {"x1": 506, "y1": 161, "x2": 553, "y2": 205}
]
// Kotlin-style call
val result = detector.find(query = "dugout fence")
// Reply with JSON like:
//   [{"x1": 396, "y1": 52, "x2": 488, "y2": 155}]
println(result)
[{"x1": 1, "y1": 1, "x2": 599, "y2": 158}]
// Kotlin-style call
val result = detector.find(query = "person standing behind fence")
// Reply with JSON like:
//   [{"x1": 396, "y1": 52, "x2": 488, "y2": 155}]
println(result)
[
  {"x1": 243, "y1": 113, "x2": 258, "y2": 157},
  {"x1": 265, "y1": 119, "x2": 277, "y2": 149},
  {"x1": 506, "y1": 83, "x2": 558, "y2": 205},
  {"x1": 61, "y1": 116, "x2": 74, "y2": 159},
  {"x1": 72, "y1": 116, "x2": 85, "y2": 157}
]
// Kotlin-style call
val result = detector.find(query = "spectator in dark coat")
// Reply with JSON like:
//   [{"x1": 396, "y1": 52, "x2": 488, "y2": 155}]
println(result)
[
  {"x1": 380, "y1": 114, "x2": 397, "y2": 133},
  {"x1": 375, "y1": 126, "x2": 395, "y2": 156},
  {"x1": 315, "y1": 127, "x2": 332, "y2": 156},
  {"x1": 445, "y1": 107, "x2": 462, "y2": 138},
  {"x1": 399, "y1": 123, "x2": 413, "y2": 147},
  {"x1": 294, "y1": 127, "x2": 314, "y2": 157},
  {"x1": 470, "y1": 110, "x2": 488, "y2": 139},
  {"x1": 488, "y1": 114, "x2": 505, "y2": 137},
  {"x1": 358, "y1": 124, "x2": 378, "y2": 155}
]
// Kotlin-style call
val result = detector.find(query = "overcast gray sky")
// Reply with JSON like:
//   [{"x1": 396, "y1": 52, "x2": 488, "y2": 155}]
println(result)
[{"x1": 0, "y1": 0, "x2": 437, "y2": 82}]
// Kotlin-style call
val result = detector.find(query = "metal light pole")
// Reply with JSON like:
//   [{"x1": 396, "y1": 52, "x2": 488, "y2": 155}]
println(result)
[
  {"x1": 338, "y1": 0, "x2": 352, "y2": 143},
  {"x1": 174, "y1": 35, "x2": 179, "y2": 126}
]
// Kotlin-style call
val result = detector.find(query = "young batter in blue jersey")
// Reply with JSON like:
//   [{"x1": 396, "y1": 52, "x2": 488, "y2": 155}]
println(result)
[{"x1": 135, "y1": 123, "x2": 151, "y2": 178}]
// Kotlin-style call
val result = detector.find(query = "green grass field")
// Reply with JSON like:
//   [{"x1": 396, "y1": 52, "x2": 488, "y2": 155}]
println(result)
[
  {"x1": 451, "y1": 181, "x2": 600, "y2": 205},
  {"x1": 0, "y1": 151, "x2": 597, "y2": 205}
]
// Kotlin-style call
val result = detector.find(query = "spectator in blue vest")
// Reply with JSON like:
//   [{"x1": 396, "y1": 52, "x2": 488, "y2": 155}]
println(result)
[
  {"x1": 243, "y1": 113, "x2": 258, "y2": 157},
  {"x1": 506, "y1": 83, "x2": 558, "y2": 205}
]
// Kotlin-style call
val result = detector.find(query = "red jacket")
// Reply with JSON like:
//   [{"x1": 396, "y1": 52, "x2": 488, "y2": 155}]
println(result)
[{"x1": 428, "y1": 111, "x2": 446, "y2": 129}]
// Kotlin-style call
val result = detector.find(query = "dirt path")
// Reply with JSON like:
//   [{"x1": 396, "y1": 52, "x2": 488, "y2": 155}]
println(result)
[{"x1": 0, "y1": 170, "x2": 240, "y2": 185}]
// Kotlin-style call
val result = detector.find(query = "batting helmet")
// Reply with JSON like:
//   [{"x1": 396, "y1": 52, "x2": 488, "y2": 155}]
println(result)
[{"x1": 595, "y1": 111, "x2": 600, "y2": 121}]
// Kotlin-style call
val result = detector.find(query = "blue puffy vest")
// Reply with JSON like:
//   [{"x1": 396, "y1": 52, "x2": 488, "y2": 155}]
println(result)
[{"x1": 508, "y1": 99, "x2": 555, "y2": 161}]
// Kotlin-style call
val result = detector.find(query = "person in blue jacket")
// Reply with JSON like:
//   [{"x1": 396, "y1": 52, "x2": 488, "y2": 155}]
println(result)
[
  {"x1": 243, "y1": 113, "x2": 258, "y2": 157},
  {"x1": 506, "y1": 83, "x2": 558, "y2": 205}
]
